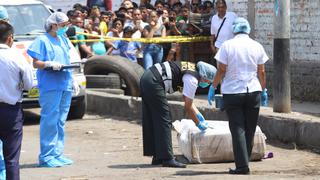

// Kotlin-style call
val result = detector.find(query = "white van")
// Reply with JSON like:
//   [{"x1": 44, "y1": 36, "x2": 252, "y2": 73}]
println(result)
[{"x1": 0, "y1": 0, "x2": 87, "y2": 119}]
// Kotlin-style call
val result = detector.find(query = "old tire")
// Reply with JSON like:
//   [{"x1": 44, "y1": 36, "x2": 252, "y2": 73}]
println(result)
[
  {"x1": 84, "y1": 55, "x2": 145, "y2": 97},
  {"x1": 86, "y1": 74, "x2": 121, "y2": 89}
]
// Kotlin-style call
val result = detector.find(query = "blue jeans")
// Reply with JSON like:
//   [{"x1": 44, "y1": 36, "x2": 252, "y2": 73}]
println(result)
[
  {"x1": 143, "y1": 44, "x2": 163, "y2": 69},
  {"x1": 38, "y1": 90, "x2": 72, "y2": 164}
]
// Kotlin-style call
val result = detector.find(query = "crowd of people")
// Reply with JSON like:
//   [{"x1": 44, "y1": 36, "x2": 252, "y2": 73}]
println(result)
[
  {"x1": 0, "y1": 0, "x2": 270, "y2": 179},
  {"x1": 64, "y1": 0, "x2": 216, "y2": 69}
]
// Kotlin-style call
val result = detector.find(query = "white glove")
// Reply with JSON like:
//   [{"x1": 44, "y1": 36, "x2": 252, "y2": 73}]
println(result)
[{"x1": 44, "y1": 61, "x2": 63, "y2": 71}]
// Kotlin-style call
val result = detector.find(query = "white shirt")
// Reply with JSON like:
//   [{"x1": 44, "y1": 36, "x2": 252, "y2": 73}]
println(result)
[
  {"x1": 210, "y1": 11, "x2": 237, "y2": 48},
  {"x1": 182, "y1": 74, "x2": 198, "y2": 99},
  {"x1": 124, "y1": 20, "x2": 148, "y2": 38},
  {"x1": 215, "y1": 34, "x2": 269, "y2": 94},
  {"x1": 0, "y1": 44, "x2": 33, "y2": 105}
]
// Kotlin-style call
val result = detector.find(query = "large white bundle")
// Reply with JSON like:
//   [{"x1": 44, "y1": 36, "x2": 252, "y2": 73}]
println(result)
[{"x1": 173, "y1": 119, "x2": 267, "y2": 163}]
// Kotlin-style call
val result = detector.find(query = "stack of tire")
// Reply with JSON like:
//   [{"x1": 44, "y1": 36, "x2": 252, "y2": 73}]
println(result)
[{"x1": 84, "y1": 55, "x2": 145, "y2": 97}]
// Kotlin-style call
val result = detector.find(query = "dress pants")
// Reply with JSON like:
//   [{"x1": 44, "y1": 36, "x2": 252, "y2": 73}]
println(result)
[
  {"x1": 140, "y1": 68, "x2": 174, "y2": 160},
  {"x1": 223, "y1": 92, "x2": 260, "y2": 169},
  {"x1": 0, "y1": 103, "x2": 24, "y2": 180}
]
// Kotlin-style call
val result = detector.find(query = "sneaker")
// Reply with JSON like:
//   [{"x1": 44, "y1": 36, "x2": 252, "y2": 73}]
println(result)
[
  {"x1": 56, "y1": 156, "x2": 73, "y2": 165},
  {"x1": 39, "y1": 158, "x2": 64, "y2": 168}
]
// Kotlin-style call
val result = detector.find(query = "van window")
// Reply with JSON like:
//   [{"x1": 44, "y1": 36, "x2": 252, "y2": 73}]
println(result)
[{"x1": 5, "y1": 4, "x2": 51, "y2": 35}]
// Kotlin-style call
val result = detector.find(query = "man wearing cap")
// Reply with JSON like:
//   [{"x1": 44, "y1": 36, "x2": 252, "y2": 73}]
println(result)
[
  {"x1": 0, "y1": 20, "x2": 33, "y2": 180},
  {"x1": 27, "y1": 12, "x2": 74, "y2": 168},
  {"x1": 140, "y1": 60, "x2": 217, "y2": 168},
  {"x1": 210, "y1": 17, "x2": 269, "y2": 175}
]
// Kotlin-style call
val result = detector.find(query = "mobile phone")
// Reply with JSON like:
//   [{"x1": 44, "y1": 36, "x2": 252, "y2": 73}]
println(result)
[{"x1": 84, "y1": 19, "x2": 89, "y2": 27}]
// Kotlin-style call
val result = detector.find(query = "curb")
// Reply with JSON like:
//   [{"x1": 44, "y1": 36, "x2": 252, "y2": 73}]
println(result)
[{"x1": 87, "y1": 90, "x2": 320, "y2": 151}]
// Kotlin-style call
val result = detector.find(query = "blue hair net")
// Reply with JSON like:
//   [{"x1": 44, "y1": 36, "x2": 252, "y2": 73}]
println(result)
[
  {"x1": 232, "y1": 17, "x2": 251, "y2": 34},
  {"x1": 0, "y1": 6, "x2": 8, "y2": 20},
  {"x1": 196, "y1": 61, "x2": 217, "y2": 82},
  {"x1": 45, "y1": 12, "x2": 69, "y2": 32}
]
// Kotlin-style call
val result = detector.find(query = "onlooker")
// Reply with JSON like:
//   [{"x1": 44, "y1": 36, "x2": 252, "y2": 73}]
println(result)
[
  {"x1": 27, "y1": 12, "x2": 74, "y2": 168},
  {"x1": 0, "y1": 20, "x2": 33, "y2": 180},
  {"x1": 87, "y1": 0, "x2": 112, "y2": 11},
  {"x1": 99, "y1": 11, "x2": 111, "y2": 36},
  {"x1": 164, "y1": 9, "x2": 181, "y2": 61},
  {"x1": 210, "y1": 0, "x2": 237, "y2": 56},
  {"x1": 106, "y1": 18, "x2": 124, "y2": 56},
  {"x1": 211, "y1": 17, "x2": 269, "y2": 175},
  {"x1": 142, "y1": 10, "x2": 166, "y2": 69},
  {"x1": 126, "y1": 8, "x2": 148, "y2": 39},
  {"x1": 70, "y1": 16, "x2": 94, "y2": 58},
  {"x1": 107, "y1": 26, "x2": 142, "y2": 63}
]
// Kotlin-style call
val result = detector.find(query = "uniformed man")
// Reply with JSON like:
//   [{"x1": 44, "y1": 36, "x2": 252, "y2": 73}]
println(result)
[
  {"x1": 140, "y1": 60, "x2": 217, "y2": 168},
  {"x1": 0, "y1": 20, "x2": 33, "y2": 180}
]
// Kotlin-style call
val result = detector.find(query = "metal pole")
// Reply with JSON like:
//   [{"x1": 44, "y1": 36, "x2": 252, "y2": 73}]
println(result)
[{"x1": 273, "y1": 0, "x2": 291, "y2": 113}]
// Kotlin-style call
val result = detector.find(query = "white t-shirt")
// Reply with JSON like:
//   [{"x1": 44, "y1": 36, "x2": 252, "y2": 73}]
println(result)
[
  {"x1": 215, "y1": 34, "x2": 269, "y2": 94},
  {"x1": 182, "y1": 74, "x2": 198, "y2": 99},
  {"x1": 210, "y1": 11, "x2": 237, "y2": 48},
  {"x1": 124, "y1": 20, "x2": 148, "y2": 38}
]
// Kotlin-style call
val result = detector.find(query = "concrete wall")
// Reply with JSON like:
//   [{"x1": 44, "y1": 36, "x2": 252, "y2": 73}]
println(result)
[{"x1": 228, "y1": 0, "x2": 320, "y2": 102}]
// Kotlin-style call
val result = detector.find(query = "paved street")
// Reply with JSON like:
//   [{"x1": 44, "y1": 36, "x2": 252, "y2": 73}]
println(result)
[{"x1": 19, "y1": 110, "x2": 320, "y2": 180}]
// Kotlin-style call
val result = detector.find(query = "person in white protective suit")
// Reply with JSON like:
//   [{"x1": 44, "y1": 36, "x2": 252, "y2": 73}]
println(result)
[{"x1": 27, "y1": 12, "x2": 74, "y2": 168}]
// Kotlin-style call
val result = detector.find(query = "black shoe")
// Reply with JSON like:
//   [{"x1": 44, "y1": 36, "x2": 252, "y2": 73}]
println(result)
[
  {"x1": 162, "y1": 159, "x2": 186, "y2": 168},
  {"x1": 151, "y1": 157, "x2": 162, "y2": 165},
  {"x1": 229, "y1": 167, "x2": 250, "y2": 175}
]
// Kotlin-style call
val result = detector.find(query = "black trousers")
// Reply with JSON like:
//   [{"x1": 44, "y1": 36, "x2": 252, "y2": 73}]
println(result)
[
  {"x1": 0, "y1": 103, "x2": 24, "y2": 180},
  {"x1": 223, "y1": 92, "x2": 260, "y2": 169},
  {"x1": 140, "y1": 68, "x2": 174, "y2": 160}
]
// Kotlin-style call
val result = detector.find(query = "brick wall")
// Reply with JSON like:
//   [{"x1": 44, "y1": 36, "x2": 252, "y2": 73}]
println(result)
[{"x1": 228, "y1": 0, "x2": 320, "y2": 102}]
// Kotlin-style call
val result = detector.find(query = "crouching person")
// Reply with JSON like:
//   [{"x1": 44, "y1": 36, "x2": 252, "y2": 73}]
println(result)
[{"x1": 140, "y1": 60, "x2": 216, "y2": 168}]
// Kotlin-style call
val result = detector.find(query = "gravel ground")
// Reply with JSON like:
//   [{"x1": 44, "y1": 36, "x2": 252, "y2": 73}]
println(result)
[{"x1": 20, "y1": 111, "x2": 320, "y2": 180}]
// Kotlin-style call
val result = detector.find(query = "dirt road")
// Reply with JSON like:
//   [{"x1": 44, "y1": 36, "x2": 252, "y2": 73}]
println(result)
[{"x1": 20, "y1": 112, "x2": 320, "y2": 180}]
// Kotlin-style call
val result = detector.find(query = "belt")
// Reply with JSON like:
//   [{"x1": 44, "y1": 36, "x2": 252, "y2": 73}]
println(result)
[{"x1": 0, "y1": 102, "x2": 21, "y2": 107}]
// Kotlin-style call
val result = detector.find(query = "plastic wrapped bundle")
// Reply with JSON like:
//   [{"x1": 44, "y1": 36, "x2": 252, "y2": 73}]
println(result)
[{"x1": 173, "y1": 119, "x2": 267, "y2": 163}]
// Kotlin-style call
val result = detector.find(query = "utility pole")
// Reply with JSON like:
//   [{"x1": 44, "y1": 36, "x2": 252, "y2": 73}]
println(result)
[{"x1": 273, "y1": 0, "x2": 291, "y2": 113}]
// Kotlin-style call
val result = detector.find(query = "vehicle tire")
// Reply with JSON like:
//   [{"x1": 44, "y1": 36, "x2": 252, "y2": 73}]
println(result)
[
  {"x1": 86, "y1": 74, "x2": 121, "y2": 89},
  {"x1": 84, "y1": 55, "x2": 145, "y2": 97},
  {"x1": 68, "y1": 95, "x2": 86, "y2": 120}
]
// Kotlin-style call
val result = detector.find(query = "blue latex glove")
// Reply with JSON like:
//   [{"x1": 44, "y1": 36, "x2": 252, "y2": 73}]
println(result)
[
  {"x1": 196, "y1": 112, "x2": 208, "y2": 131},
  {"x1": 196, "y1": 112, "x2": 205, "y2": 122},
  {"x1": 261, "y1": 89, "x2": 268, "y2": 106},
  {"x1": 197, "y1": 121, "x2": 208, "y2": 131},
  {"x1": 208, "y1": 84, "x2": 215, "y2": 105}
]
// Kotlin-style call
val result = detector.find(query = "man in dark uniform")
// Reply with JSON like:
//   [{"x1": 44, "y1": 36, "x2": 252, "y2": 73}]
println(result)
[
  {"x1": 140, "y1": 60, "x2": 216, "y2": 168},
  {"x1": 0, "y1": 20, "x2": 33, "y2": 180}
]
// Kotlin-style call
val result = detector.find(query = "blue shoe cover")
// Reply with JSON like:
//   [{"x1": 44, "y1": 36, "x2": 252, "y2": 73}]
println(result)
[
  {"x1": 56, "y1": 156, "x2": 73, "y2": 165},
  {"x1": 39, "y1": 158, "x2": 64, "y2": 168},
  {"x1": 0, "y1": 169, "x2": 5, "y2": 180}
]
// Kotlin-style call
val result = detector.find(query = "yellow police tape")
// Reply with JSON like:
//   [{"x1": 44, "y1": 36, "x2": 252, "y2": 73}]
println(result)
[{"x1": 70, "y1": 32, "x2": 211, "y2": 43}]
